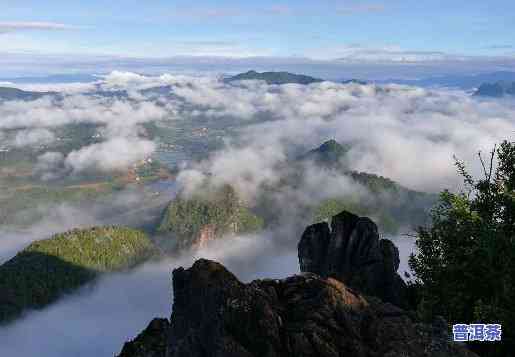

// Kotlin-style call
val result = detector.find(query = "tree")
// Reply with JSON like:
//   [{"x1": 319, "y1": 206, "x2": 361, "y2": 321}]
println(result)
[{"x1": 409, "y1": 140, "x2": 515, "y2": 357}]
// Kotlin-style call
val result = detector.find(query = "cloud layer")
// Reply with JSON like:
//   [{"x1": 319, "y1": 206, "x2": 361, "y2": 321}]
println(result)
[
  {"x1": 1, "y1": 71, "x2": 514, "y2": 356},
  {"x1": 3, "y1": 71, "x2": 515, "y2": 186},
  {"x1": 0, "y1": 229, "x2": 298, "y2": 357},
  {"x1": 164, "y1": 78, "x2": 515, "y2": 192}
]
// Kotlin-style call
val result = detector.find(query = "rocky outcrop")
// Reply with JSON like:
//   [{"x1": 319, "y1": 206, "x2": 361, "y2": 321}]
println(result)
[
  {"x1": 118, "y1": 259, "x2": 477, "y2": 357},
  {"x1": 118, "y1": 318, "x2": 169, "y2": 357},
  {"x1": 298, "y1": 210, "x2": 408, "y2": 308}
]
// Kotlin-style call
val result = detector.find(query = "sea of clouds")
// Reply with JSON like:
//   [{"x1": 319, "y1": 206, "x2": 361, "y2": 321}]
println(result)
[
  {"x1": 3, "y1": 71, "x2": 513, "y2": 189},
  {"x1": 1, "y1": 71, "x2": 514, "y2": 356}
]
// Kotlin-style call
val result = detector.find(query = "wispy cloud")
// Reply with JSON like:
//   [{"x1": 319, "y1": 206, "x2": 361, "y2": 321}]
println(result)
[
  {"x1": 308, "y1": 43, "x2": 464, "y2": 63},
  {"x1": 485, "y1": 45, "x2": 514, "y2": 50},
  {"x1": 0, "y1": 21, "x2": 78, "y2": 34},
  {"x1": 337, "y1": 3, "x2": 386, "y2": 15},
  {"x1": 172, "y1": 5, "x2": 295, "y2": 19},
  {"x1": 173, "y1": 3, "x2": 383, "y2": 19}
]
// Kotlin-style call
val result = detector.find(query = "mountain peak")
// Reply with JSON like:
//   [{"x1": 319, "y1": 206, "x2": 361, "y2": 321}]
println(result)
[
  {"x1": 299, "y1": 139, "x2": 351, "y2": 167},
  {"x1": 226, "y1": 70, "x2": 323, "y2": 85},
  {"x1": 118, "y1": 211, "x2": 478, "y2": 357}
]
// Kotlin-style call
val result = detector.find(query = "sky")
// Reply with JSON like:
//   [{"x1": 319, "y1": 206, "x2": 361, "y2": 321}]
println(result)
[{"x1": 1, "y1": 1, "x2": 515, "y2": 77}]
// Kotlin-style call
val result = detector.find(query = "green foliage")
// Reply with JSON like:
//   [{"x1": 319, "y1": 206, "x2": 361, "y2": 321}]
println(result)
[
  {"x1": 0, "y1": 226, "x2": 156, "y2": 324},
  {"x1": 409, "y1": 141, "x2": 515, "y2": 356},
  {"x1": 158, "y1": 184, "x2": 264, "y2": 248},
  {"x1": 311, "y1": 171, "x2": 434, "y2": 234},
  {"x1": 136, "y1": 159, "x2": 165, "y2": 181},
  {"x1": 26, "y1": 226, "x2": 156, "y2": 271},
  {"x1": 297, "y1": 141, "x2": 435, "y2": 233},
  {"x1": 235, "y1": 206, "x2": 265, "y2": 233},
  {"x1": 0, "y1": 184, "x2": 112, "y2": 227},
  {"x1": 300, "y1": 139, "x2": 352, "y2": 168}
]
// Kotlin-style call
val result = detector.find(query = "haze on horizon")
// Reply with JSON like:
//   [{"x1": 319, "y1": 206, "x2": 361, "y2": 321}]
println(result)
[{"x1": 1, "y1": 0, "x2": 515, "y2": 78}]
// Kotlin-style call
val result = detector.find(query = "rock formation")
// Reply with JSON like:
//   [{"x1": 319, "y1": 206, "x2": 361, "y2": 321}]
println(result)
[
  {"x1": 118, "y1": 259, "x2": 477, "y2": 357},
  {"x1": 298, "y1": 210, "x2": 408, "y2": 308}
]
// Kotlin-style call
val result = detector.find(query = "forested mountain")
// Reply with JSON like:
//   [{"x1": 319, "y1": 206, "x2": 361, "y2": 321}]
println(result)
[
  {"x1": 0, "y1": 226, "x2": 156, "y2": 323},
  {"x1": 226, "y1": 70, "x2": 323, "y2": 85}
]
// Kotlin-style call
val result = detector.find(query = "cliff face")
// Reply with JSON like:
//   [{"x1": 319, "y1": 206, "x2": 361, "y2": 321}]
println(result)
[
  {"x1": 119, "y1": 259, "x2": 476, "y2": 357},
  {"x1": 298, "y1": 210, "x2": 408, "y2": 308},
  {"x1": 118, "y1": 211, "x2": 478, "y2": 357}
]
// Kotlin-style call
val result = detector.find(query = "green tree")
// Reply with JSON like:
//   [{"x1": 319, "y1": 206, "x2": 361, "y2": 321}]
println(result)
[{"x1": 409, "y1": 141, "x2": 515, "y2": 356}]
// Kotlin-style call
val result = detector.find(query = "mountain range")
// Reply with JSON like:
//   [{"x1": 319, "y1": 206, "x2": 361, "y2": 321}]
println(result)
[
  {"x1": 0, "y1": 87, "x2": 57, "y2": 101},
  {"x1": 474, "y1": 81, "x2": 515, "y2": 97},
  {"x1": 376, "y1": 71, "x2": 515, "y2": 89}
]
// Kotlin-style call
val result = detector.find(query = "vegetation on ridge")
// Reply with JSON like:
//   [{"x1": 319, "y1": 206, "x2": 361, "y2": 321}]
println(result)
[
  {"x1": 0, "y1": 226, "x2": 156, "y2": 324},
  {"x1": 158, "y1": 184, "x2": 264, "y2": 250},
  {"x1": 410, "y1": 140, "x2": 515, "y2": 356}
]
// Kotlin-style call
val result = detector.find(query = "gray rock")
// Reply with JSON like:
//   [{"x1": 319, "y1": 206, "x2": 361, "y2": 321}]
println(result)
[
  {"x1": 118, "y1": 259, "x2": 477, "y2": 357},
  {"x1": 298, "y1": 210, "x2": 408, "y2": 308}
]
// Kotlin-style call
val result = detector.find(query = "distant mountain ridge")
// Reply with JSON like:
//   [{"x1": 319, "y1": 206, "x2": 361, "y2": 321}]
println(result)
[
  {"x1": 0, "y1": 74, "x2": 98, "y2": 84},
  {"x1": 0, "y1": 87, "x2": 57, "y2": 101},
  {"x1": 474, "y1": 81, "x2": 515, "y2": 97},
  {"x1": 376, "y1": 71, "x2": 515, "y2": 89},
  {"x1": 226, "y1": 70, "x2": 323, "y2": 85}
]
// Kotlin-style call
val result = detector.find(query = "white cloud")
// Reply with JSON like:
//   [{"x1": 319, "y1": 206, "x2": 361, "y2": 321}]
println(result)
[
  {"x1": 4, "y1": 71, "x2": 514, "y2": 188},
  {"x1": 2, "y1": 71, "x2": 514, "y2": 356},
  {"x1": 65, "y1": 137, "x2": 156, "y2": 173},
  {"x1": 0, "y1": 22, "x2": 78, "y2": 33},
  {"x1": 337, "y1": 3, "x2": 386, "y2": 14},
  {"x1": 34, "y1": 152, "x2": 66, "y2": 180},
  {"x1": 0, "y1": 229, "x2": 297, "y2": 357},
  {"x1": 12, "y1": 128, "x2": 55, "y2": 147},
  {"x1": 166, "y1": 78, "x2": 515, "y2": 192}
]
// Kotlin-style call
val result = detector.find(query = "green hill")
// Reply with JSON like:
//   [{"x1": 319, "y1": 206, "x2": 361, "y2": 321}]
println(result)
[
  {"x1": 298, "y1": 139, "x2": 351, "y2": 168},
  {"x1": 226, "y1": 70, "x2": 323, "y2": 85},
  {"x1": 0, "y1": 226, "x2": 156, "y2": 324},
  {"x1": 158, "y1": 185, "x2": 264, "y2": 250},
  {"x1": 293, "y1": 140, "x2": 436, "y2": 233}
]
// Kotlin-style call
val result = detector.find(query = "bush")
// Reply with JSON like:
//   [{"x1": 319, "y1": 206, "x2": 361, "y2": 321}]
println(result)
[{"x1": 409, "y1": 141, "x2": 515, "y2": 356}]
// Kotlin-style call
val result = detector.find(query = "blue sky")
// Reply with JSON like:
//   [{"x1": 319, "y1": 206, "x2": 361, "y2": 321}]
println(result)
[{"x1": 0, "y1": 1, "x2": 515, "y2": 77}]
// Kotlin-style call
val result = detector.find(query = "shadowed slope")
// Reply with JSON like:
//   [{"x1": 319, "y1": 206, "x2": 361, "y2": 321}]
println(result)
[{"x1": 0, "y1": 226, "x2": 156, "y2": 324}]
